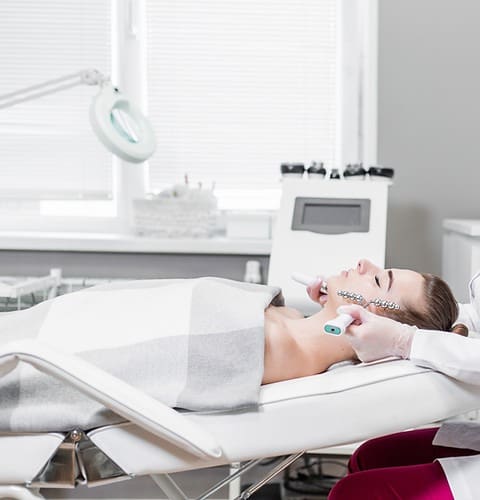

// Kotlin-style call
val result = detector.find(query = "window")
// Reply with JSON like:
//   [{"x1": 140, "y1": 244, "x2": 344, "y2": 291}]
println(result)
[
  {"x1": 0, "y1": 0, "x2": 377, "y2": 230},
  {"x1": 0, "y1": 0, "x2": 112, "y2": 201},
  {"x1": 146, "y1": 0, "x2": 337, "y2": 209},
  {"x1": 145, "y1": 0, "x2": 377, "y2": 210}
]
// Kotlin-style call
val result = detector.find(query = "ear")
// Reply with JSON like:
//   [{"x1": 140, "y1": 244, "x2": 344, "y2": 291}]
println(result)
[{"x1": 450, "y1": 325, "x2": 469, "y2": 337}]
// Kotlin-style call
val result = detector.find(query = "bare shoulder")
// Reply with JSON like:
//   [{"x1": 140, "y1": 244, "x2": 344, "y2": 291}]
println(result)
[
  {"x1": 263, "y1": 307, "x2": 321, "y2": 384},
  {"x1": 263, "y1": 314, "x2": 302, "y2": 384}
]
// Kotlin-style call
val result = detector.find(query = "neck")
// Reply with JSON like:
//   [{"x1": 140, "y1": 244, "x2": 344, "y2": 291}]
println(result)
[
  {"x1": 285, "y1": 306, "x2": 358, "y2": 368},
  {"x1": 286, "y1": 305, "x2": 337, "y2": 337}
]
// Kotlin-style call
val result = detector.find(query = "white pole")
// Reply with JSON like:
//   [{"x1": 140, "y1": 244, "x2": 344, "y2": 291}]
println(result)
[{"x1": 112, "y1": 0, "x2": 149, "y2": 233}]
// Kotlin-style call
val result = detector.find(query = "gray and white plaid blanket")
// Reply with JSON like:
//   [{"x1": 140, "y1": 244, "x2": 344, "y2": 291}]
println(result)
[{"x1": 0, "y1": 277, "x2": 283, "y2": 432}]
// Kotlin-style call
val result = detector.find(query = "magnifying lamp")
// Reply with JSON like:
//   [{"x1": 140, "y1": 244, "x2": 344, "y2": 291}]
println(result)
[{"x1": 0, "y1": 69, "x2": 156, "y2": 163}]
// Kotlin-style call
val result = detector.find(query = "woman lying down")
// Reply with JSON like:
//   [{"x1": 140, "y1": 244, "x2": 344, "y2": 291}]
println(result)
[
  {"x1": 0, "y1": 259, "x2": 466, "y2": 433},
  {"x1": 264, "y1": 258, "x2": 466, "y2": 384}
]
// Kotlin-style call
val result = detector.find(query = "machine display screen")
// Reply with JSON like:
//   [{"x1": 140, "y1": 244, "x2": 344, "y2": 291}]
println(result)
[
  {"x1": 302, "y1": 203, "x2": 362, "y2": 226},
  {"x1": 292, "y1": 197, "x2": 370, "y2": 234}
]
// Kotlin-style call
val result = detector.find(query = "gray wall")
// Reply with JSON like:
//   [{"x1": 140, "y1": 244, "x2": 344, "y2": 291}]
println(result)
[
  {"x1": 379, "y1": 0, "x2": 480, "y2": 274},
  {"x1": 0, "y1": 250, "x2": 269, "y2": 282}
]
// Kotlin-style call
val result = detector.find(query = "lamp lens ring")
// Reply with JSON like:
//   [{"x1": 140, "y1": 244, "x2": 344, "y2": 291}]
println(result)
[
  {"x1": 110, "y1": 106, "x2": 141, "y2": 144},
  {"x1": 90, "y1": 83, "x2": 156, "y2": 163}
]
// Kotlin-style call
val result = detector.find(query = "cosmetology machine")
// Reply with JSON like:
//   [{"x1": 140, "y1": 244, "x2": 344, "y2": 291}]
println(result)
[{"x1": 268, "y1": 165, "x2": 393, "y2": 315}]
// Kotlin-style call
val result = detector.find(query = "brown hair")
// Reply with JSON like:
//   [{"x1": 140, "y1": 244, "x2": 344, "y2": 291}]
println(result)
[{"x1": 379, "y1": 273, "x2": 468, "y2": 336}]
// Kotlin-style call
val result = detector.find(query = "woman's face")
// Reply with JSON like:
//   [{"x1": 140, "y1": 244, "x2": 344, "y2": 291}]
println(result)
[{"x1": 324, "y1": 259, "x2": 426, "y2": 315}]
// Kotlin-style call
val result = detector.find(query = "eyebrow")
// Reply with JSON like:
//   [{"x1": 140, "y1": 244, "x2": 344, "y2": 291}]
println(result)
[{"x1": 387, "y1": 269, "x2": 393, "y2": 292}]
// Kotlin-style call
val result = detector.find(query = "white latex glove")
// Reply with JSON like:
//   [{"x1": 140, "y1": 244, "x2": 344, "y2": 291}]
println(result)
[
  {"x1": 306, "y1": 277, "x2": 328, "y2": 306},
  {"x1": 338, "y1": 304, "x2": 417, "y2": 362}
]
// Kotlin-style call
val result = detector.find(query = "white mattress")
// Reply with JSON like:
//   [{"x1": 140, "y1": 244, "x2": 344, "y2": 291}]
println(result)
[{"x1": 2, "y1": 359, "x2": 480, "y2": 484}]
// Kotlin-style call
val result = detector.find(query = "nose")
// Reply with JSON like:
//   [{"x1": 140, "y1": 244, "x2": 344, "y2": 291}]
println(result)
[{"x1": 357, "y1": 259, "x2": 382, "y2": 275}]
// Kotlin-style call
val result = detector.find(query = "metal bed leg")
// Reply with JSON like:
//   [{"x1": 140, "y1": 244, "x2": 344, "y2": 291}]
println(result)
[
  {"x1": 151, "y1": 473, "x2": 188, "y2": 500},
  {"x1": 197, "y1": 459, "x2": 264, "y2": 500},
  {"x1": 0, "y1": 486, "x2": 44, "y2": 500},
  {"x1": 195, "y1": 453, "x2": 305, "y2": 500},
  {"x1": 235, "y1": 452, "x2": 305, "y2": 500},
  {"x1": 228, "y1": 463, "x2": 241, "y2": 500},
  {"x1": 152, "y1": 452, "x2": 304, "y2": 500}
]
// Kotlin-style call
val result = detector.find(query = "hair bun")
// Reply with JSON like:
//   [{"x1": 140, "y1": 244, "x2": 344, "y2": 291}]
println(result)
[{"x1": 451, "y1": 323, "x2": 469, "y2": 337}]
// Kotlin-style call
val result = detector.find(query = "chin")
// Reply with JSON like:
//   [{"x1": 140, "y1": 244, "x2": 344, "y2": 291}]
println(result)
[
  {"x1": 322, "y1": 300, "x2": 341, "y2": 318},
  {"x1": 325, "y1": 277, "x2": 350, "y2": 309},
  {"x1": 326, "y1": 276, "x2": 342, "y2": 295}
]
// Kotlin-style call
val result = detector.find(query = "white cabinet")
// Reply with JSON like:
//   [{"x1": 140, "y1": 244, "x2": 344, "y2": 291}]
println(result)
[{"x1": 442, "y1": 219, "x2": 480, "y2": 302}]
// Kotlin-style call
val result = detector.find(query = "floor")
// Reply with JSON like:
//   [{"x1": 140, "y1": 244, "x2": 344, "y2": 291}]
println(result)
[{"x1": 43, "y1": 454, "x2": 347, "y2": 499}]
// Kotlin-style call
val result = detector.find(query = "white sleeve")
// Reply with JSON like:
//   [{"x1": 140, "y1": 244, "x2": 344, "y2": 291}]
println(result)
[
  {"x1": 410, "y1": 330, "x2": 480, "y2": 385},
  {"x1": 457, "y1": 303, "x2": 480, "y2": 336},
  {"x1": 456, "y1": 270, "x2": 480, "y2": 334}
]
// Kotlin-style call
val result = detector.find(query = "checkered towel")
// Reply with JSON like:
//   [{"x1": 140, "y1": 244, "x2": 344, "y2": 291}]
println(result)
[{"x1": 0, "y1": 277, "x2": 283, "y2": 432}]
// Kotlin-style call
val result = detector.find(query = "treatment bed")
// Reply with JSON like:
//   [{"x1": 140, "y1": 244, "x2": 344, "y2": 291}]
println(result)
[{"x1": 1, "y1": 340, "x2": 480, "y2": 500}]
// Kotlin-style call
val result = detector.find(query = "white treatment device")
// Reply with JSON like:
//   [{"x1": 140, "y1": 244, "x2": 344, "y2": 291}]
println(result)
[
  {"x1": 291, "y1": 272, "x2": 319, "y2": 288},
  {"x1": 323, "y1": 314, "x2": 355, "y2": 336},
  {"x1": 291, "y1": 272, "x2": 353, "y2": 335},
  {"x1": 291, "y1": 272, "x2": 328, "y2": 295},
  {"x1": 269, "y1": 178, "x2": 391, "y2": 315}
]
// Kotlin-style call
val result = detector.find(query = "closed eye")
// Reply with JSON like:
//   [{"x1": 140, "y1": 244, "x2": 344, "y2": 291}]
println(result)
[{"x1": 375, "y1": 275, "x2": 380, "y2": 287}]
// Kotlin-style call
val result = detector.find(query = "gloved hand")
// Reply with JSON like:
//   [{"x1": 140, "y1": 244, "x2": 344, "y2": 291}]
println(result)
[
  {"x1": 338, "y1": 304, "x2": 417, "y2": 362},
  {"x1": 307, "y1": 277, "x2": 328, "y2": 306}
]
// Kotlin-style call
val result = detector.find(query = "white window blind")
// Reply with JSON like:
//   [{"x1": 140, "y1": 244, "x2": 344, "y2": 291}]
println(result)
[
  {"x1": 146, "y1": 0, "x2": 337, "y2": 198},
  {"x1": 0, "y1": 0, "x2": 112, "y2": 200}
]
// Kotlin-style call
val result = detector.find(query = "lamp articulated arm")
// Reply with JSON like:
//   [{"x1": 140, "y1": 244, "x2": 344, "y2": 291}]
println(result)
[{"x1": 0, "y1": 69, "x2": 108, "y2": 110}]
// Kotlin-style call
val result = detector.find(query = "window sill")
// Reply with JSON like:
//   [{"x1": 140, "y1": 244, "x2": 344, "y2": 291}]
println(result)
[{"x1": 0, "y1": 231, "x2": 272, "y2": 255}]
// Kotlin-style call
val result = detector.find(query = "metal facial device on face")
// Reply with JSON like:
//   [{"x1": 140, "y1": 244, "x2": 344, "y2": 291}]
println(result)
[
  {"x1": 323, "y1": 290, "x2": 400, "y2": 336},
  {"x1": 337, "y1": 289, "x2": 400, "y2": 310}
]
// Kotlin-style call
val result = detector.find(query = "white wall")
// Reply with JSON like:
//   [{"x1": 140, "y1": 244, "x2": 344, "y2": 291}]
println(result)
[{"x1": 379, "y1": 0, "x2": 480, "y2": 274}]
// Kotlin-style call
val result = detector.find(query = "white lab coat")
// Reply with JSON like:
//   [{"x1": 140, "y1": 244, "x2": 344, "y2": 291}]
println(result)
[
  {"x1": 409, "y1": 271, "x2": 480, "y2": 500},
  {"x1": 410, "y1": 333, "x2": 480, "y2": 499},
  {"x1": 457, "y1": 270, "x2": 480, "y2": 336}
]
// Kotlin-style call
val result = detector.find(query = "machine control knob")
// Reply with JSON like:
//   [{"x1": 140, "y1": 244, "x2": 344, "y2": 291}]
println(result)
[
  {"x1": 307, "y1": 162, "x2": 326, "y2": 178},
  {"x1": 330, "y1": 168, "x2": 341, "y2": 179},
  {"x1": 281, "y1": 163, "x2": 305, "y2": 177},
  {"x1": 343, "y1": 163, "x2": 367, "y2": 179},
  {"x1": 368, "y1": 165, "x2": 394, "y2": 179}
]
